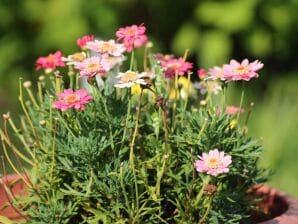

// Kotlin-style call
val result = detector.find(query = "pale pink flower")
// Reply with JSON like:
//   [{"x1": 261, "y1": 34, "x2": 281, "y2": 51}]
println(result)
[
  {"x1": 208, "y1": 66, "x2": 225, "y2": 81},
  {"x1": 77, "y1": 34, "x2": 95, "y2": 49},
  {"x1": 116, "y1": 24, "x2": 148, "y2": 52},
  {"x1": 86, "y1": 39, "x2": 125, "y2": 57},
  {"x1": 195, "y1": 149, "x2": 232, "y2": 176},
  {"x1": 226, "y1": 106, "x2": 245, "y2": 115},
  {"x1": 160, "y1": 57, "x2": 193, "y2": 79},
  {"x1": 35, "y1": 51, "x2": 65, "y2": 73},
  {"x1": 223, "y1": 59, "x2": 264, "y2": 81},
  {"x1": 74, "y1": 56, "x2": 111, "y2": 78},
  {"x1": 62, "y1": 52, "x2": 86, "y2": 65},
  {"x1": 114, "y1": 70, "x2": 148, "y2": 88},
  {"x1": 52, "y1": 89, "x2": 92, "y2": 111}
]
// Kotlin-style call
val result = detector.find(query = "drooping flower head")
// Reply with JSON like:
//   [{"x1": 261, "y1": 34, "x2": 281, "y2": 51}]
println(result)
[
  {"x1": 74, "y1": 56, "x2": 111, "y2": 78},
  {"x1": 225, "y1": 106, "x2": 245, "y2": 115},
  {"x1": 160, "y1": 57, "x2": 193, "y2": 79},
  {"x1": 195, "y1": 149, "x2": 232, "y2": 176},
  {"x1": 86, "y1": 39, "x2": 125, "y2": 57},
  {"x1": 223, "y1": 59, "x2": 264, "y2": 81},
  {"x1": 77, "y1": 34, "x2": 95, "y2": 49},
  {"x1": 116, "y1": 24, "x2": 148, "y2": 52},
  {"x1": 52, "y1": 89, "x2": 93, "y2": 111},
  {"x1": 35, "y1": 51, "x2": 65, "y2": 73},
  {"x1": 114, "y1": 70, "x2": 148, "y2": 88}
]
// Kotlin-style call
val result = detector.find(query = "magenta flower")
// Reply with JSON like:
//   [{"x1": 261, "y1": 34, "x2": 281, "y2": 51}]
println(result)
[
  {"x1": 223, "y1": 59, "x2": 264, "y2": 81},
  {"x1": 86, "y1": 39, "x2": 125, "y2": 57},
  {"x1": 197, "y1": 68, "x2": 207, "y2": 79},
  {"x1": 52, "y1": 89, "x2": 93, "y2": 111},
  {"x1": 116, "y1": 24, "x2": 148, "y2": 52},
  {"x1": 74, "y1": 56, "x2": 111, "y2": 78},
  {"x1": 195, "y1": 149, "x2": 232, "y2": 176},
  {"x1": 160, "y1": 57, "x2": 193, "y2": 79},
  {"x1": 35, "y1": 51, "x2": 65, "y2": 73},
  {"x1": 77, "y1": 34, "x2": 95, "y2": 49},
  {"x1": 225, "y1": 106, "x2": 245, "y2": 115}
]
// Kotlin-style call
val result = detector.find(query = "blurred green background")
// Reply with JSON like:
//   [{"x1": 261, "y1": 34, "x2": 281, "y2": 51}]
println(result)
[{"x1": 0, "y1": 0, "x2": 297, "y2": 196}]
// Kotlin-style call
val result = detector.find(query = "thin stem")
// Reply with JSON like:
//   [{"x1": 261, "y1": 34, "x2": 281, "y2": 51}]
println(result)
[
  {"x1": 194, "y1": 175, "x2": 210, "y2": 207},
  {"x1": 198, "y1": 196, "x2": 213, "y2": 224},
  {"x1": 25, "y1": 87, "x2": 39, "y2": 109},
  {"x1": 49, "y1": 119, "x2": 57, "y2": 188},
  {"x1": 18, "y1": 78, "x2": 39, "y2": 144},
  {"x1": 155, "y1": 107, "x2": 170, "y2": 197},
  {"x1": 121, "y1": 95, "x2": 132, "y2": 147},
  {"x1": 129, "y1": 89, "x2": 143, "y2": 220},
  {"x1": 236, "y1": 82, "x2": 245, "y2": 124},
  {"x1": 129, "y1": 50, "x2": 135, "y2": 71},
  {"x1": 171, "y1": 73, "x2": 179, "y2": 131},
  {"x1": 183, "y1": 72, "x2": 191, "y2": 110},
  {"x1": 129, "y1": 89, "x2": 143, "y2": 167},
  {"x1": 119, "y1": 164, "x2": 132, "y2": 220},
  {"x1": 37, "y1": 81, "x2": 43, "y2": 103}
]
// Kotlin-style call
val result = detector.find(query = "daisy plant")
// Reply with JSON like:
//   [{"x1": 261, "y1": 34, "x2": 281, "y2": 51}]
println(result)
[{"x1": 0, "y1": 24, "x2": 267, "y2": 224}]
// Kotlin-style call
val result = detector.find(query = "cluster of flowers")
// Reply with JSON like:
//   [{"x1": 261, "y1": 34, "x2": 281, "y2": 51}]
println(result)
[{"x1": 35, "y1": 24, "x2": 264, "y2": 178}]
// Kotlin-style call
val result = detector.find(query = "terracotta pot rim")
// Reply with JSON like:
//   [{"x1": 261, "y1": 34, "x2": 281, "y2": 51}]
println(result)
[{"x1": 257, "y1": 185, "x2": 298, "y2": 224}]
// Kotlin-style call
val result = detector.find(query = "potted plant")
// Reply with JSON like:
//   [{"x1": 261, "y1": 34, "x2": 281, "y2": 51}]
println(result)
[{"x1": 1, "y1": 24, "x2": 297, "y2": 223}]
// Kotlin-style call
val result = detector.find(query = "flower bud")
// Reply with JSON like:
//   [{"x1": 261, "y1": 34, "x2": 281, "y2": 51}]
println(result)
[
  {"x1": 39, "y1": 75, "x2": 45, "y2": 81},
  {"x1": 2, "y1": 112, "x2": 10, "y2": 120},
  {"x1": 39, "y1": 120, "x2": 46, "y2": 126},
  {"x1": 23, "y1": 81, "x2": 32, "y2": 88}
]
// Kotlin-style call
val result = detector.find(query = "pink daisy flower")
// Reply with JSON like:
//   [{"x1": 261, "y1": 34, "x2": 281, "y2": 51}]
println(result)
[
  {"x1": 208, "y1": 66, "x2": 225, "y2": 81},
  {"x1": 86, "y1": 39, "x2": 125, "y2": 57},
  {"x1": 116, "y1": 24, "x2": 148, "y2": 52},
  {"x1": 35, "y1": 51, "x2": 65, "y2": 73},
  {"x1": 195, "y1": 149, "x2": 232, "y2": 176},
  {"x1": 225, "y1": 106, "x2": 245, "y2": 115},
  {"x1": 223, "y1": 59, "x2": 264, "y2": 81},
  {"x1": 160, "y1": 57, "x2": 193, "y2": 79},
  {"x1": 52, "y1": 89, "x2": 93, "y2": 111},
  {"x1": 77, "y1": 34, "x2": 95, "y2": 49},
  {"x1": 74, "y1": 56, "x2": 111, "y2": 78}
]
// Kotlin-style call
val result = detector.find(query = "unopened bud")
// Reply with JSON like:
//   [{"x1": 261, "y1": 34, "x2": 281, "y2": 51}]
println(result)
[
  {"x1": 3, "y1": 112, "x2": 10, "y2": 120},
  {"x1": 39, "y1": 120, "x2": 46, "y2": 126},
  {"x1": 39, "y1": 75, "x2": 45, "y2": 81},
  {"x1": 146, "y1": 41, "x2": 153, "y2": 48},
  {"x1": 200, "y1": 100, "x2": 207, "y2": 106},
  {"x1": 203, "y1": 184, "x2": 217, "y2": 196},
  {"x1": 155, "y1": 96, "x2": 165, "y2": 108},
  {"x1": 23, "y1": 81, "x2": 32, "y2": 88}
]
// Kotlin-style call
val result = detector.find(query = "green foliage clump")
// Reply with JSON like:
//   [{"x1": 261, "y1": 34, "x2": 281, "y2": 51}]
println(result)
[{"x1": 0, "y1": 29, "x2": 266, "y2": 224}]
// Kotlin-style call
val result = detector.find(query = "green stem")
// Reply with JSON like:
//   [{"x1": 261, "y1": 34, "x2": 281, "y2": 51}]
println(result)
[
  {"x1": 194, "y1": 175, "x2": 210, "y2": 207},
  {"x1": 171, "y1": 73, "x2": 179, "y2": 131},
  {"x1": 129, "y1": 50, "x2": 135, "y2": 71},
  {"x1": 198, "y1": 196, "x2": 213, "y2": 224},
  {"x1": 236, "y1": 82, "x2": 245, "y2": 124},
  {"x1": 183, "y1": 72, "x2": 191, "y2": 110}
]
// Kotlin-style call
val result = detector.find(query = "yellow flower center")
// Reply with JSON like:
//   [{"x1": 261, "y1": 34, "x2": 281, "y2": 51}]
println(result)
[
  {"x1": 120, "y1": 72, "x2": 138, "y2": 83},
  {"x1": 205, "y1": 157, "x2": 220, "y2": 169},
  {"x1": 99, "y1": 42, "x2": 114, "y2": 52},
  {"x1": 64, "y1": 94, "x2": 79, "y2": 104},
  {"x1": 168, "y1": 62, "x2": 181, "y2": 70},
  {"x1": 87, "y1": 63, "x2": 100, "y2": 72},
  {"x1": 125, "y1": 28, "x2": 137, "y2": 36},
  {"x1": 46, "y1": 54, "x2": 55, "y2": 63},
  {"x1": 234, "y1": 65, "x2": 249, "y2": 75},
  {"x1": 70, "y1": 53, "x2": 85, "y2": 62}
]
